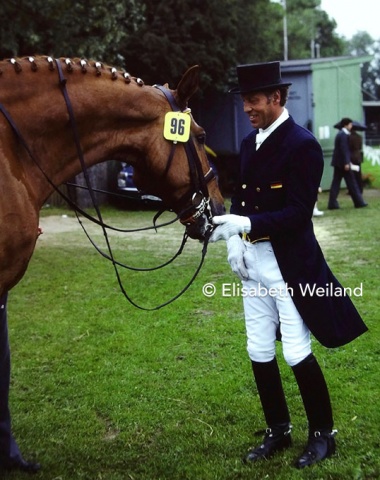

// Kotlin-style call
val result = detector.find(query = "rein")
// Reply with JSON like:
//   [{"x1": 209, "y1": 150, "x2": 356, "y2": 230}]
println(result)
[
  {"x1": 0, "y1": 101, "x2": 178, "y2": 234},
  {"x1": 0, "y1": 58, "x2": 213, "y2": 310}
]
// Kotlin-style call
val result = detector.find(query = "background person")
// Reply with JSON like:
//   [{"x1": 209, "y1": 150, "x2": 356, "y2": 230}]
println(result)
[
  {"x1": 313, "y1": 187, "x2": 324, "y2": 217},
  {"x1": 209, "y1": 62, "x2": 368, "y2": 469},
  {"x1": 328, "y1": 118, "x2": 367, "y2": 209},
  {"x1": 349, "y1": 127, "x2": 364, "y2": 193}
]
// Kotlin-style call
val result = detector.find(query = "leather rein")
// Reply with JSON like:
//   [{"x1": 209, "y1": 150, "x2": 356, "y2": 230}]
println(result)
[{"x1": 0, "y1": 58, "x2": 214, "y2": 310}]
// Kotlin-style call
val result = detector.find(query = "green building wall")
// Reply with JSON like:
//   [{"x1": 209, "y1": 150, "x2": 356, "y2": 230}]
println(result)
[{"x1": 311, "y1": 57, "x2": 371, "y2": 189}]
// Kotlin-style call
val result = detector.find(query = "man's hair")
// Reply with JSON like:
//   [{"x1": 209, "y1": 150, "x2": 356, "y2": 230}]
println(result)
[
  {"x1": 263, "y1": 86, "x2": 290, "y2": 106},
  {"x1": 341, "y1": 117, "x2": 353, "y2": 127}
]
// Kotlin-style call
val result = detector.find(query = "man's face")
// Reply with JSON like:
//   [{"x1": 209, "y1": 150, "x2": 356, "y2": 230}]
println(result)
[{"x1": 241, "y1": 91, "x2": 279, "y2": 130}]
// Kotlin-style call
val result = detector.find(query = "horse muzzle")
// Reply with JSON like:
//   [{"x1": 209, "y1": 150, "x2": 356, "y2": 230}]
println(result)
[{"x1": 180, "y1": 192, "x2": 218, "y2": 241}]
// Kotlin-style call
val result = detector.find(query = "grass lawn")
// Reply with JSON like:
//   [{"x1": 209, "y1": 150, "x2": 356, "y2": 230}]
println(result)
[
  {"x1": 5, "y1": 186, "x2": 380, "y2": 479},
  {"x1": 362, "y1": 155, "x2": 380, "y2": 189}
]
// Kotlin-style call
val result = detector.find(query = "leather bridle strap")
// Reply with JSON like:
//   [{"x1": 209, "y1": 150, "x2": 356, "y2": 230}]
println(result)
[
  {"x1": 154, "y1": 85, "x2": 213, "y2": 199},
  {"x1": 54, "y1": 60, "x2": 209, "y2": 310}
]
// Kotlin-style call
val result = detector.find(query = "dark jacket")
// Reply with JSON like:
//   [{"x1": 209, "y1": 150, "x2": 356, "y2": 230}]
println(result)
[
  {"x1": 231, "y1": 116, "x2": 367, "y2": 348},
  {"x1": 331, "y1": 129, "x2": 351, "y2": 168},
  {"x1": 349, "y1": 130, "x2": 363, "y2": 165}
]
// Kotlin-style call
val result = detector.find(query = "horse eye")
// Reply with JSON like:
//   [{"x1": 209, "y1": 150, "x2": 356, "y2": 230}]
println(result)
[{"x1": 197, "y1": 134, "x2": 206, "y2": 145}]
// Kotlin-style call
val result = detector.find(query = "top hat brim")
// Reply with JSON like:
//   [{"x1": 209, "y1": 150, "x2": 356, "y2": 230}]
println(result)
[{"x1": 229, "y1": 81, "x2": 292, "y2": 94}]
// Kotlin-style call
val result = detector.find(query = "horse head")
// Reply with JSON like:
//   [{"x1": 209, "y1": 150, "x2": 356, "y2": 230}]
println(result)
[
  {"x1": 0, "y1": 57, "x2": 225, "y2": 295},
  {"x1": 130, "y1": 66, "x2": 225, "y2": 241}
]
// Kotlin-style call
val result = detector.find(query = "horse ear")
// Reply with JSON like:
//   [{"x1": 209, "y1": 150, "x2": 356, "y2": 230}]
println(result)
[{"x1": 175, "y1": 65, "x2": 200, "y2": 108}]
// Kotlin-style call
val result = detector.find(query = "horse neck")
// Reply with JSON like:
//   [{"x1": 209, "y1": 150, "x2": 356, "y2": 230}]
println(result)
[{"x1": 0, "y1": 57, "x2": 163, "y2": 203}]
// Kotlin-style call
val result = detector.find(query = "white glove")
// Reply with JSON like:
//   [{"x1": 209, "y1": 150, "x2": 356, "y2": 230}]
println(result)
[
  {"x1": 209, "y1": 214, "x2": 251, "y2": 242},
  {"x1": 227, "y1": 235, "x2": 249, "y2": 280}
]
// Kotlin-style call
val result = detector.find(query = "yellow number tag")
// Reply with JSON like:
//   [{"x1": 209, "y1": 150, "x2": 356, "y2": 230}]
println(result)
[{"x1": 163, "y1": 112, "x2": 191, "y2": 142}]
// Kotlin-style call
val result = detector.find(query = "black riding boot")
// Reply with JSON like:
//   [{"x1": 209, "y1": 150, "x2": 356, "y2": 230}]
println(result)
[
  {"x1": 292, "y1": 353, "x2": 336, "y2": 469},
  {"x1": 244, "y1": 358, "x2": 292, "y2": 463}
]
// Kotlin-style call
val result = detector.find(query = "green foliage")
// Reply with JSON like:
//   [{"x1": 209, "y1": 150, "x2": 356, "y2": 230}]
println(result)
[
  {"x1": 0, "y1": 0, "x2": 347, "y2": 93},
  {"x1": 0, "y1": 0, "x2": 142, "y2": 66},
  {"x1": 347, "y1": 32, "x2": 380, "y2": 101},
  {"x1": 6, "y1": 191, "x2": 380, "y2": 479},
  {"x1": 270, "y1": 0, "x2": 346, "y2": 60},
  {"x1": 121, "y1": 0, "x2": 241, "y2": 90}
]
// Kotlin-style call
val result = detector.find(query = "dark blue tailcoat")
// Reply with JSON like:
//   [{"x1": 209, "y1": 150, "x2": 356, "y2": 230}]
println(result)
[{"x1": 231, "y1": 116, "x2": 368, "y2": 348}]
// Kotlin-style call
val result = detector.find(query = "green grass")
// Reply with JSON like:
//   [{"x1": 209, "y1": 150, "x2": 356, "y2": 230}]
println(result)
[
  {"x1": 5, "y1": 190, "x2": 380, "y2": 480},
  {"x1": 362, "y1": 151, "x2": 380, "y2": 188}
]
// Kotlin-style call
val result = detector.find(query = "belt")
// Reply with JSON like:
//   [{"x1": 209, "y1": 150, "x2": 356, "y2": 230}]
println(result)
[{"x1": 243, "y1": 233, "x2": 270, "y2": 244}]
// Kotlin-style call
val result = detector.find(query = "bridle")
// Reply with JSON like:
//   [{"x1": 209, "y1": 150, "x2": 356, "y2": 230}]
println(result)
[
  {"x1": 153, "y1": 85, "x2": 215, "y2": 232},
  {"x1": 0, "y1": 57, "x2": 216, "y2": 310}
]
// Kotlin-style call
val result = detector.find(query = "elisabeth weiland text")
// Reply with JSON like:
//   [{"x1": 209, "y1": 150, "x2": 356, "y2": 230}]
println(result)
[{"x1": 221, "y1": 282, "x2": 364, "y2": 298}]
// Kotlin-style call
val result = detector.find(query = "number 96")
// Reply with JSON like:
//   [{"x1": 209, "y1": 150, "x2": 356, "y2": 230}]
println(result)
[{"x1": 170, "y1": 117, "x2": 185, "y2": 136}]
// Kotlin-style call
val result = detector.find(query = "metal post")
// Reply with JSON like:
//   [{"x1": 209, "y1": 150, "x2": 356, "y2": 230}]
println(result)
[
  {"x1": 283, "y1": 0, "x2": 288, "y2": 61},
  {"x1": 270, "y1": 0, "x2": 288, "y2": 61}
]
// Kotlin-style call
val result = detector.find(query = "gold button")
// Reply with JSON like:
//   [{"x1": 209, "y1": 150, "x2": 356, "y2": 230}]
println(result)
[
  {"x1": 254, "y1": 205, "x2": 259, "y2": 211},
  {"x1": 256, "y1": 187, "x2": 261, "y2": 192},
  {"x1": 241, "y1": 201, "x2": 246, "y2": 207},
  {"x1": 242, "y1": 184, "x2": 247, "y2": 189}
]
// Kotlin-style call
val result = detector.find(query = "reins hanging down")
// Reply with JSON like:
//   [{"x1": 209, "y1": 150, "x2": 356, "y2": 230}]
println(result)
[
  {"x1": 55, "y1": 58, "x2": 211, "y2": 310},
  {"x1": 0, "y1": 58, "x2": 214, "y2": 310}
]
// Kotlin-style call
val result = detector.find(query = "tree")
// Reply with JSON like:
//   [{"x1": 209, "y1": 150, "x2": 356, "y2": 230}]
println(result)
[
  {"x1": 347, "y1": 32, "x2": 380, "y2": 100},
  {"x1": 0, "y1": 0, "x2": 355, "y2": 94},
  {"x1": 120, "y1": 0, "x2": 282, "y2": 92},
  {"x1": 270, "y1": 0, "x2": 345, "y2": 60},
  {"x1": 0, "y1": 0, "x2": 143, "y2": 65}
]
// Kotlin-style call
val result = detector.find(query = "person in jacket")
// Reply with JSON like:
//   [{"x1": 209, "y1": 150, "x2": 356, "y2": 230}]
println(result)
[
  {"x1": 209, "y1": 62, "x2": 368, "y2": 469},
  {"x1": 349, "y1": 127, "x2": 364, "y2": 193},
  {"x1": 328, "y1": 118, "x2": 367, "y2": 209},
  {"x1": 0, "y1": 294, "x2": 41, "y2": 474}
]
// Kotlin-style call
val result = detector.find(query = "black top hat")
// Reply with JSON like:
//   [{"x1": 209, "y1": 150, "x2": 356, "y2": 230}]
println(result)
[{"x1": 229, "y1": 61, "x2": 292, "y2": 94}]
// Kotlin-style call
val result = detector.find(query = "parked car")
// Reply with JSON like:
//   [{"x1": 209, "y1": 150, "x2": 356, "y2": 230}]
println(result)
[{"x1": 117, "y1": 162, "x2": 162, "y2": 204}]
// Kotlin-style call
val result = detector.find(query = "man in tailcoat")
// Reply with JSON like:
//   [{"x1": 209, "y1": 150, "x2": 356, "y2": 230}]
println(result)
[{"x1": 210, "y1": 62, "x2": 368, "y2": 469}]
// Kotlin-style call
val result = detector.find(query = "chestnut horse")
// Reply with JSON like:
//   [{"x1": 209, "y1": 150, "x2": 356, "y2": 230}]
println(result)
[{"x1": 0, "y1": 56, "x2": 225, "y2": 297}]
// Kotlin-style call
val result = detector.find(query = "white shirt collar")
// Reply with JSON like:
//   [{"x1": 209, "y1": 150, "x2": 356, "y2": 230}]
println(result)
[
  {"x1": 256, "y1": 108, "x2": 289, "y2": 150},
  {"x1": 342, "y1": 127, "x2": 350, "y2": 135}
]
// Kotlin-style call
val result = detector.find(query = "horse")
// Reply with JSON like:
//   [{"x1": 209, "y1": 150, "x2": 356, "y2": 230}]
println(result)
[{"x1": 0, "y1": 56, "x2": 225, "y2": 298}]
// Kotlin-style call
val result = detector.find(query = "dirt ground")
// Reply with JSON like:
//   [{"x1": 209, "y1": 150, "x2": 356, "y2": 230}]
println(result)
[
  {"x1": 36, "y1": 212, "x2": 192, "y2": 252},
  {"x1": 38, "y1": 188, "x2": 379, "y2": 249}
]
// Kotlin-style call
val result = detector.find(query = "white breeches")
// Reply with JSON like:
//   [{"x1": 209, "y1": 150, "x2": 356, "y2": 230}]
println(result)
[{"x1": 242, "y1": 241, "x2": 311, "y2": 367}]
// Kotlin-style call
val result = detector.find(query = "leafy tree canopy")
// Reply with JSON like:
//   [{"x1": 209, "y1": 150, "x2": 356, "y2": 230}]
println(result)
[
  {"x1": 0, "y1": 0, "x2": 376, "y2": 96},
  {"x1": 347, "y1": 32, "x2": 380, "y2": 101}
]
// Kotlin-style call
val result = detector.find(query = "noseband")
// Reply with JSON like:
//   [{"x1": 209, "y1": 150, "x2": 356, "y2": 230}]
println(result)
[{"x1": 154, "y1": 85, "x2": 215, "y2": 227}]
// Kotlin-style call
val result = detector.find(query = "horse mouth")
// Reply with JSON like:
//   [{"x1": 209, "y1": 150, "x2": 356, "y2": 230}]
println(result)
[
  {"x1": 183, "y1": 199, "x2": 225, "y2": 241},
  {"x1": 185, "y1": 214, "x2": 214, "y2": 241}
]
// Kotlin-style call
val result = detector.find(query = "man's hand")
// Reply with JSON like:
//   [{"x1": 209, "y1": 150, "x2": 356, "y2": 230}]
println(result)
[
  {"x1": 209, "y1": 214, "x2": 251, "y2": 242},
  {"x1": 227, "y1": 235, "x2": 249, "y2": 280}
]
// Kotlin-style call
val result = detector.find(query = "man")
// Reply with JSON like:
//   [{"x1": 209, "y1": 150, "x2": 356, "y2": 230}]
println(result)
[
  {"x1": 328, "y1": 117, "x2": 367, "y2": 209},
  {"x1": 210, "y1": 62, "x2": 368, "y2": 469},
  {"x1": 0, "y1": 227, "x2": 43, "y2": 474}
]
